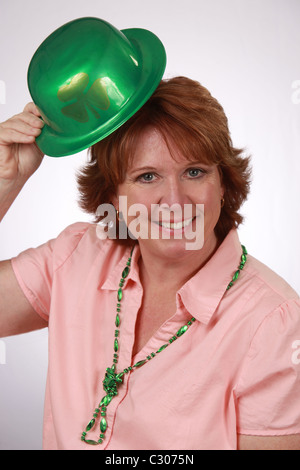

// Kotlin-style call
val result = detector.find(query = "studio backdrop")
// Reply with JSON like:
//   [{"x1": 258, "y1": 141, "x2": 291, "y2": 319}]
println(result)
[{"x1": 0, "y1": 0, "x2": 299, "y2": 450}]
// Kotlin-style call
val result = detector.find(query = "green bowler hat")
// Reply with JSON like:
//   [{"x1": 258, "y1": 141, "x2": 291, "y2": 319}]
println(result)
[{"x1": 27, "y1": 17, "x2": 166, "y2": 157}]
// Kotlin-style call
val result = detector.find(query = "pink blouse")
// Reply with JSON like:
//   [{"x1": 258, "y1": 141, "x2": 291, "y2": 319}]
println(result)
[{"x1": 11, "y1": 223, "x2": 300, "y2": 450}]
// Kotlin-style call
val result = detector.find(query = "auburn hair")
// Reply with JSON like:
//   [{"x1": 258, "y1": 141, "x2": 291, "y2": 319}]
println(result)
[{"x1": 77, "y1": 76, "x2": 251, "y2": 243}]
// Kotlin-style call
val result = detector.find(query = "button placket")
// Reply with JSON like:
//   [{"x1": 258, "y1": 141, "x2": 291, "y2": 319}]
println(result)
[{"x1": 103, "y1": 286, "x2": 144, "y2": 448}]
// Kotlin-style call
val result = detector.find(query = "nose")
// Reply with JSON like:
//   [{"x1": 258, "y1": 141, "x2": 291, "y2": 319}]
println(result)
[{"x1": 158, "y1": 176, "x2": 191, "y2": 207}]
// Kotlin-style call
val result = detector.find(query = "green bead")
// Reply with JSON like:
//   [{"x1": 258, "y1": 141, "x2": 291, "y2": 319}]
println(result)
[
  {"x1": 242, "y1": 245, "x2": 247, "y2": 255},
  {"x1": 85, "y1": 439, "x2": 100, "y2": 445},
  {"x1": 99, "y1": 395, "x2": 112, "y2": 407},
  {"x1": 157, "y1": 344, "x2": 168, "y2": 353},
  {"x1": 85, "y1": 418, "x2": 95, "y2": 432},
  {"x1": 117, "y1": 288, "x2": 123, "y2": 301},
  {"x1": 114, "y1": 338, "x2": 119, "y2": 352},
  {"x1": 232, "y1": 270, "x2": 240, "y2": 282},
  {"x1": 133, "y1": 360, "x2": 147, "y2": 368},
  {"x1": 100, "y1": 417, "x2": 107, "y2": 433},
  {"x1": 176, "y1": 325, "x2": 188, "y2": 337},
  {"x1": 169, "y1": 335, "x2": 177, "y2": 343},
  {"x1": 122, "y1": 266, "x2": 130, "y2": 278},
  {"x1": 115, "y1": 314, "x2": 120, "y2": 327}
]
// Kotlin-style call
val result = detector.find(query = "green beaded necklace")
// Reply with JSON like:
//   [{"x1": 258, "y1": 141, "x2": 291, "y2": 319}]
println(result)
[{"x1": 81, "y1": 244, "x2": 248, "y2": 445}]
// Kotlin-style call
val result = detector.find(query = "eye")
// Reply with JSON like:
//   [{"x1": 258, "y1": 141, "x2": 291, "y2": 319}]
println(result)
[
  {"x1": 137, "y1": 172, "x2": 156, "y2": 183},
  {"x1": 186, "y1": 168, "x2": 205, "y2": 178}
]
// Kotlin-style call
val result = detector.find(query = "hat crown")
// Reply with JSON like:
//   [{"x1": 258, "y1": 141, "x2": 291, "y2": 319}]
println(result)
[
  {"x1": 27, "y1": 17, "x2": 166, "y2": 156},
  {"x1": 28, "y1": 18, "x2": 141, "y2": 135}
]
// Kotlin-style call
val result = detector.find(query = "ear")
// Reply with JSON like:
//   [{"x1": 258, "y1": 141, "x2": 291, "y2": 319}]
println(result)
[{"x1": 217, "y1": 166, "x2": 225, "y2": 199}]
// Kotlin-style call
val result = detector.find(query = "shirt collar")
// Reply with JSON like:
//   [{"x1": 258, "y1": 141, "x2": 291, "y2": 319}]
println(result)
[
  {"x1": 100, "y1": 229, "x2": 243, "y2": 325},
  {"x1": 99, "y1": 242, "x2": 141, "y2": 291},
  {"x1": 178, "y1": 229, "x2": 242, "y2": 324}
]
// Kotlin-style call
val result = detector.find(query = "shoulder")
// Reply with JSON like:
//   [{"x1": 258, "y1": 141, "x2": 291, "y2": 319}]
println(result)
[
  {"x1": 243, "y1": 253, "x2": 299, "y2": 304},
  {"x1": 238, "y1": 254, "x2": 300, "y2": 357},
  {"x1": 50, "y1": 222, "x2": 97, "y2": 269},
  {"x1": 229, "y1": 252, "x2": 300, "y2": 344},
  {"x1": 12, "y1": 222, "x2": 130, "y2": 278},
  {"x1": 47, "y1": 222, "x2": 129, "y2": 273}
]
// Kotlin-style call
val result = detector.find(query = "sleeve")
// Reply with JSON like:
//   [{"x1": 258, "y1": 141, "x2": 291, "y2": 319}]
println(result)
[
  {"x1": 10, "y1": 222, "x2": 91, "y2": 322},
  {"x1": 235, "y1": 298, "x2": 300, "y2": 436}
]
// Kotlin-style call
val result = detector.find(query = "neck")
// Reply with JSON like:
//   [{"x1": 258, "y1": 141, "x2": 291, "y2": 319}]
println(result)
[{"x1": 138, "y1": 233, "x2": 220, "y2": 293}]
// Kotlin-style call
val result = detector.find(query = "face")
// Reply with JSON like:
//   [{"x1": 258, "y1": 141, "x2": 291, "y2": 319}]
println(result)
[{"x1": 114, "y1": 127, "x2": 224, "y2": 261}]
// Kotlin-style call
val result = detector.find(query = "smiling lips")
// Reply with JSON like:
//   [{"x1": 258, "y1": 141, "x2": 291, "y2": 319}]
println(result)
[{"x1": 154, "y1": 216, "x2": 195, "y2": 230}]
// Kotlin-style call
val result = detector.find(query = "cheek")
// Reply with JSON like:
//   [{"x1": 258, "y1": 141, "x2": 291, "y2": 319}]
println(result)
[
  {"x1": 196, "y1": 183, "x2": 220, "y2": 206},
  {"x1": 199, "y1": 183, "x2": 222, "y2": 224},
  {"x1": 116, "y1": 186, "x2": 153, "y2": 222}
]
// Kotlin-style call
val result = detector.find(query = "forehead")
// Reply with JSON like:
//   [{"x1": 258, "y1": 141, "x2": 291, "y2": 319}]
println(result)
[
  {"x1": 133, "y1": 128, "x2": 169, "y2": 158},
  {"x1": 128, "y1": 127, "x2": 211, "y2": 170}
]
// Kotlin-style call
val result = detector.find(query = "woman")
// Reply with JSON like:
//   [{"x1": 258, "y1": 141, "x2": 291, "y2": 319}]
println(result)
[{"x1": 0, "y1": 77, "x2": 299, "y2": 450}]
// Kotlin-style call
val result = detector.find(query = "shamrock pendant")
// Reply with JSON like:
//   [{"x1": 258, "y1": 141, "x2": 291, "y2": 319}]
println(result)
[
  {"x1": 81, "y1": 365, "x2": 124, "y2": 445},
  {"x1": 102, "y1": 365, "x2": 124, "y2": 397}
]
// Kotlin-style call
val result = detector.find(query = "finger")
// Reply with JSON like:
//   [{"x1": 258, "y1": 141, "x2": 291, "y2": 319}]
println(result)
[
  {"x1": 17, "y1": 112, "x2": 44, "y2": 129},
  {"x1": 23, "y1": 102, "x2": 42, "y2": 117},
  {"x1": 0, "y1": 118, "x2": 43, "y2": 136},
  {"x1": 0, "y1": 126, "x2": 37, "y2": 145},
  {"x1": 21, "y1": 103, "x2": 45, "y2": 129},
  {"x1": 2, "y1": 111, "x2": 44, "y2": 132}
]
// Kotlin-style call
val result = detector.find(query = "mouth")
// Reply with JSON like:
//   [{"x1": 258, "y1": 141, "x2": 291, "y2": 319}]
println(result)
[{"x1": 154, "y1": 216, "x2": 196, "y2": 230}]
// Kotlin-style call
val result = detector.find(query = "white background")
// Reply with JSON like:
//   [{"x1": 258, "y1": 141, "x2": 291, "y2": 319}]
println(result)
[{"x1": 0, "y1": 0, "x2": 299, "y2": 450}]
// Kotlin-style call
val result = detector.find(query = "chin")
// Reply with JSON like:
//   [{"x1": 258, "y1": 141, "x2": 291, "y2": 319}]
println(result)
[{"x1": 139, "y1": 237, "x2": 201, "y2": 259}]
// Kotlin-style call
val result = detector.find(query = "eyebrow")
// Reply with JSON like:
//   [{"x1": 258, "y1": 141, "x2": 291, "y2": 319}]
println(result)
[
  {"x1": 128, "y1": 161, "x2": 212, "y2": 174},
  {"x1": 128, "y1": 166, "x2": 158, "y2": 175}
]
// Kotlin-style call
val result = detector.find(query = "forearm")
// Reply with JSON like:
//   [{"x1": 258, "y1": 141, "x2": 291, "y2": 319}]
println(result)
[{"x1": 0, "y1": 178, "x2": 27, "y2": 222}]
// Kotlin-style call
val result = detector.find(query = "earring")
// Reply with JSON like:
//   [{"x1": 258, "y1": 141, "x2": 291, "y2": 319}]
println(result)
[{"x1": 221, "y1": 197, "x2": 225, "y2": 208}]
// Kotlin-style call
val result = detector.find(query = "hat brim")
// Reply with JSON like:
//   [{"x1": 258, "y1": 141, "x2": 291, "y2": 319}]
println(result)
[{"x1": 34, "y1": 28, "x2": 166, "y2": 157}]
